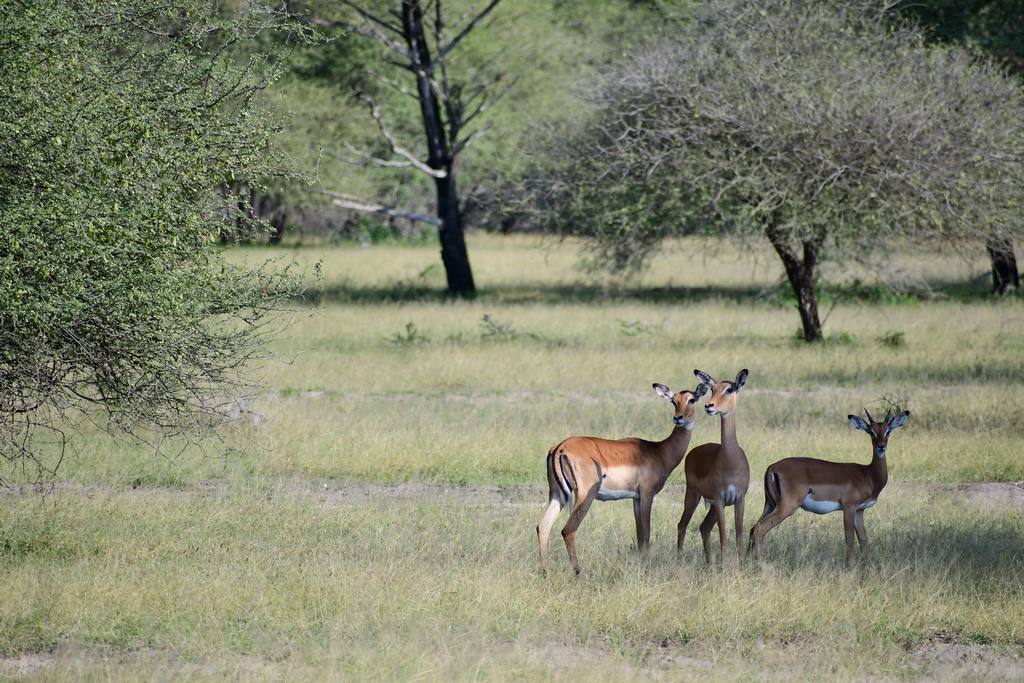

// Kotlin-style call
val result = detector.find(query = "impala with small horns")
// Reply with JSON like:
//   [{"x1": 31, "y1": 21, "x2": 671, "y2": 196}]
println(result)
[
  {"x1": 537, "y1": 382, "x2": 707, "y2": 575},
  {"x1": 749, "y1": 408, "x2": 910, "y2": 567},
  {"x1": 677, "y1": 369, "x2": 751, "y2": 565}
]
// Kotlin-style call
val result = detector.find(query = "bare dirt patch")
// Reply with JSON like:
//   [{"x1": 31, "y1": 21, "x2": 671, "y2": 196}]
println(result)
[{"x1": 911, "y1": 638, "x2": 1024, "y2": 680}]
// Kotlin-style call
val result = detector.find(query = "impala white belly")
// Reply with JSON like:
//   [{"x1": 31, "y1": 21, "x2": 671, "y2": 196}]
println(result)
[
  {"x1": 703, "y1": 484, "x2": 741, "y2": 507},
  {"x1": 801, "y1": 495, "x2": 841, "y2": 515},
  {"x1": 801, "y1": 495, "x2": 878, "y2": 514},
  {"x1": 596, "y1": 485, "x2": 639, "y2": 501},
  {"x1": 596, "y1": 467, "x2": 640, "y2": 501}
]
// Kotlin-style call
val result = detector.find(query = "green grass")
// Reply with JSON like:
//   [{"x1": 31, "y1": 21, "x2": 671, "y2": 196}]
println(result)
[
  {"x1": 3, "y1": 234, "x2": 1023, "y2": 679},
  {"x1": 2, "y1": 484, "x2": 1022, "y2": 679}
]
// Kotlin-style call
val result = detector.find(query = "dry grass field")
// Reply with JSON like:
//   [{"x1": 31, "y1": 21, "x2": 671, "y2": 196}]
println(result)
[{"x1": 2, "y1": 234, "x2": 1023, "y2": 680}]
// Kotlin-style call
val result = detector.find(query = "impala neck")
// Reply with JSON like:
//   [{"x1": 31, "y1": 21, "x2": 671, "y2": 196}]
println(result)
[
  {"x1": 870, "y1": 446, "x2": 889, "y2": 492},
  {"x1": 660, "y1": 420, "x2": 694, "y2": 470},
  {"x1": 718, "y1": 410, "x2": 740, "y2": 455}
]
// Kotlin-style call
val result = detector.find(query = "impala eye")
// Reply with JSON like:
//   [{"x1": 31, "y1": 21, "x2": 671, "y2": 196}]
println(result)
[{"x1": 688, "y1": 397, "x2": 696, "y2": 404}]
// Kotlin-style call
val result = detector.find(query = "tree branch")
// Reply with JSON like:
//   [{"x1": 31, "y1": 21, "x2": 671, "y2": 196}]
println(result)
[
  {"x1": 361, "y1": 68, "x2": 420, "y2": 99},
  {"x1": 306, "y1": 187, "x2": 443, "y2": 225},
  {"x1": 461, "y1": 74, "x2": 518, "y2": 129},
  {"x1": 452, "y1": 122, "x2": 493, "y2": 155},
  {"x1": 355, "y1": 93, "x2": 448, "y2": 178},
  {"x1": 436, "y1": 0, "x2": 503, "y2": 64},
  {"x1": 340, "y1": 1, "x2": 404, "y2": 37}
]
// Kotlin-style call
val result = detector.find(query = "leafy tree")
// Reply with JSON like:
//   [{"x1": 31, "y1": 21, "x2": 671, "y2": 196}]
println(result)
[
  {"x1": 0, "y1": 0, "x2": 307, "y2": 478},
  {"x1": 523, "y1": 0, "x2": 1024, "y2": 341},
  {"x1": 894, "y1": 0, "x2": 1024, "y2": 293}
]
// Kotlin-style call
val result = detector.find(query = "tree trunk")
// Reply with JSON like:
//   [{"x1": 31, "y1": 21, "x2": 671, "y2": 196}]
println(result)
[
  {"x1": 765, "y1": 219, "x2": 824, "y2": 342},
  {"x1": 986, "y1": 237, "x2": 1019, "y2": 294},
  {"x1": 435, "y1": 170, "x2": 475, "y2": 294},
  {"x1": 269, "y1": 209, "x2": 288, "y2": 246},
  {"x1": 402, "y1": 0, "x2": 476, "y2": 297}
]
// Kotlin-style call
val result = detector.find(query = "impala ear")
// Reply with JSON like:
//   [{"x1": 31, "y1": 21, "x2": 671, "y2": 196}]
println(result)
[
  {"x1": 886, "y1": 410, "x2": 910, "y2": 434},
  {"x1": 693, "y1": 381, "x2": 710, "y2": 399},
  {"x1": 694, "y1": 370, "x2": 714, "y2": 387},
  {"x1": 653, "y1": 383, "x2": 674, "y2": 401},
  {"x1": 734, "y1": 369, "x2": 749, "y2": 391},
  {"x1": 849, "y1": 415, "x2": 870, "y2": 432}
]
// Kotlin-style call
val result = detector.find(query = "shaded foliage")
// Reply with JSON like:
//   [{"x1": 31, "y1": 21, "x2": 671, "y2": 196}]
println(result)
[{"x1": 0, "y1": 0, "x2": 309, "y2": 478}]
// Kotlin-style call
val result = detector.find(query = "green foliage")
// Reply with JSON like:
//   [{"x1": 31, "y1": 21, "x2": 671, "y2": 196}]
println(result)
[
  {"x1": 0, "y1": 0, "x2": 308, "y2": 477},
  {"x1": 895, "y1": 0, "x2": 1024, "y2": 69},
  {"x1": 387, "y1": 322, "x2": 429, "y2": 345},
  {"x1": 877, "y1": 331, "x2": 906, "y2": 348},
  {"x1": 479, "y1": 313, "x2": 517, "y2": 340}
]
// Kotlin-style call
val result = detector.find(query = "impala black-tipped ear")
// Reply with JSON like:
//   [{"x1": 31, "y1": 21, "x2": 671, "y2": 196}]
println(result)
[
  {"x1": 886, "y1": 410, "x2": 910, "y2": 434},
  {"x1": 693, "y1": 381, "x2": 710, "y2": 399},
  {"x1": 734, "y1": 369, "x2": 749, "y2": 391},
  {"x1": 694, "y1": 369, "x2": 714, "y2": 387},
  {"x1": 653, "y1": 383, "x2": 674, "y2": 401},
  {"x1": 849, "y1": 414, "x2": 870, "y2": 432}
]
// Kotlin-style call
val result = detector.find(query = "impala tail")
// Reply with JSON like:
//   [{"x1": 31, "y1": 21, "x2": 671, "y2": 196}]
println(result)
[
  {"x1": 762, "y1": 469, "x2": 780, "y2": 518},
  {"x1": 546, "y1": 445, "x2": 573, "y2": 507},
  {"x1": 749, "y1": 468, "x2": 781, "y2": 552}
]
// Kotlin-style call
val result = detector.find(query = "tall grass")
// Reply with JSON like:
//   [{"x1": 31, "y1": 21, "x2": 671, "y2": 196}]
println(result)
[
  {"x1": 3, "y1": 234, "x2": 1022, "y2": 678},
  {"x1": 2, "y1": 484, "x2": 1022, "y2": 679}
]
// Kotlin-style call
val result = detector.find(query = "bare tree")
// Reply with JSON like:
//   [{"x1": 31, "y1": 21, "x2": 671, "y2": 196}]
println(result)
[
  {"x1": 313, "y1": 0, "x2": 513, "y2": 297},
  {"x1": 524, "y1": 0, "x2": 1024, "y2": 341}
]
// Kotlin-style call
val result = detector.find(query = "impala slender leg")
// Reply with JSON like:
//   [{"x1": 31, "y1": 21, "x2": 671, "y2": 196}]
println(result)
[
  {"x1": 748, "y1": 496, "x2": 775, "y2": 557},
  {"x1": 634, "y1": 495, "x2": 653, "y2": 558},
  {"x1": 677, "y1": 486, "x2": 701, "y2": 560},
  {"x1": 714, "y1": 495, "x2": 729, "y2": 564},
  {"x1": 733, "y1": 494, "x2": 746, "y2": 562},
  {"x1": 537, "y1": 497, "x2": 564, "y2": 573},
  {"x1": 562, "y1": 487, "x2": 598, "y2": 575},
  {"x1": 843, "y1": 506, "x2": 857, "y2": 569},
  {"x1": 698, "y1": 503, "x2": 718, "y2": 565},
  {"x1": 748, "y1": 498, "x2": 802, "y2": 562},
  {"x1": 854, "y1": 509, "x2": 868, "y2": 561}
]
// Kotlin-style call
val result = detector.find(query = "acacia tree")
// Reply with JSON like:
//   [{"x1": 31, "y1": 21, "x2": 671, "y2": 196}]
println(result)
[
  {"x1": 524, "y1": 0, "x2": 1024, "y2": 341},
  {"x1": 0, "y1": 0, "x2": 306, "y2": 478},
  {"x1": 895, "y1": 0, "x2": 1024, "y2": 294},
  {"x1": 311, "y1": 0, "x2": 512, "y2": 297}
]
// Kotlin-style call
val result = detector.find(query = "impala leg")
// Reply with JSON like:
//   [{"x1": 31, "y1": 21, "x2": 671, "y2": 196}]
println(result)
[
  {"x1": 633, "y1": 494, "x2": 653, "y2": 558},
  {"x1": 676, "y1": 486, "x2": 701, "y2": 560},
  {"x1": 562, "y1": 486, "x2": 598, "y2": 576},
  {"x1": 854, "y1": 509, "x2": 869, "y2": 561},
  {"x1": 748, "y1": 498, "x2": 801, "y2": 562},
  {"x1": 733, "y1": 494, "x2": 746, "y2": 562},
  {"x1": 714, "y1": 495, "x2": 729, "y2": 563},
  {"x1": 697, "y1": 502, "x2": 720, "y2": 565},
  {"x1": 843, "y1": 506, "x2": 857, "y2": 569},
  {"x1": 537, "y1": 497, "x2": 564, "y2": 573}
]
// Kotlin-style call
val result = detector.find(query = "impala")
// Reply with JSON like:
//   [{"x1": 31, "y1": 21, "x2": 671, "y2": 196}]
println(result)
[
  {"x1": 676, "y1": 369, "x2": 751, "y2": 565},
  {"x1": 537, "y1": 381, "x2": 706, "y2": 575},
  {"x1": 748, "y1": 408, "x2": 910, "y2": 567}
]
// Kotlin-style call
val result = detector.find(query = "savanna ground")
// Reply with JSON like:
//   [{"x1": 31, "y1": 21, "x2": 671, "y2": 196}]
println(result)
[{"x1": 2, "y1": 234, "x2": 1023, "y2": 680}]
